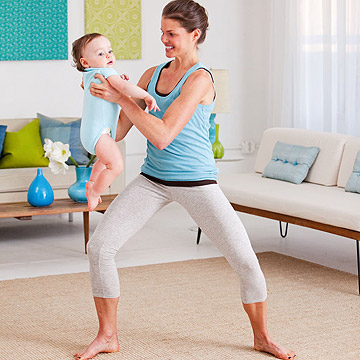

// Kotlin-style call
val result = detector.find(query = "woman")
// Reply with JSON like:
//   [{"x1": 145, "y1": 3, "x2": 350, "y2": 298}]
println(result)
[{"x1": 75, "y1": 1, "x2": 296, "y2": 359}]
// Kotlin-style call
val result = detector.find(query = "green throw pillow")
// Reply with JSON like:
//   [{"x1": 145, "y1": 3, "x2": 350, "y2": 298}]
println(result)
[{"x1": 0, "y1": 119, "x2": 49, "y2": 169}]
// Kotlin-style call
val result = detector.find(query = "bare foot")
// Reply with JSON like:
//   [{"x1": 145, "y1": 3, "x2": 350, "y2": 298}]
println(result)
[
  {"x1": 74, "y1": 332, "x2": 119, "y2": 360},
  {"x1": 254, "y1": 335, "x2": 296, "y2": 359},
  {"x1": 86, "y1": 181, "x2": 100, "y2": 212}
]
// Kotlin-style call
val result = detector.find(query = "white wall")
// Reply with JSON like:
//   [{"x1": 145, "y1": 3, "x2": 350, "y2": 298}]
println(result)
[{"x1": 1, "y1": 0, "x2": 270, "y2": 182}]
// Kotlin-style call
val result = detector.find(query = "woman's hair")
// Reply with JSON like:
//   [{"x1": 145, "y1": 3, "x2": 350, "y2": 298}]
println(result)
[
  {"x1": 162, "y1": 0, "x2": 209, "y2": 45},
  {"x1": 71, "y1": 33, "x2": 102, "y2": 72}
]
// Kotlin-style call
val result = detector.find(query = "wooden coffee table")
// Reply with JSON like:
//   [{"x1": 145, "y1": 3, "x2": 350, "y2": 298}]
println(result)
[{"x1": 0, "y1": 194, "x2": 117, "y2": 253}]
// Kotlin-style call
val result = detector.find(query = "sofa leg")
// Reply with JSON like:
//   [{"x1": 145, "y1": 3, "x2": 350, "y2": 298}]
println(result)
[
  {"x1": 279, "y1": 221, "x2": 289, "y2": 238},
  {"x1": 197, "y1": 227, "x2": 202, "y2": 245},
  {"x1": 357, "y1": 240, "x2": 360, "y2": 295}
]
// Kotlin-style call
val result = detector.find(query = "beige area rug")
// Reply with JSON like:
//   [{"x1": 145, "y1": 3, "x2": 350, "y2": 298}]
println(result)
[{"x1": 1, "y1": 252, "x2": 359, "y2": 360}]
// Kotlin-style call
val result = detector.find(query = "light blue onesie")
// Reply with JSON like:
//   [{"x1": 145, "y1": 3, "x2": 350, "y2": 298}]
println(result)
[{"x1": 81, "y1": 68, "x2": 120, "y2": 154}]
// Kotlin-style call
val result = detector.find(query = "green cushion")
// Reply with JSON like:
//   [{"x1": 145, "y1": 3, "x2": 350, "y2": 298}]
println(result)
[{"x1": 0, "y1": 119, "x2": 49, "y2": 169}]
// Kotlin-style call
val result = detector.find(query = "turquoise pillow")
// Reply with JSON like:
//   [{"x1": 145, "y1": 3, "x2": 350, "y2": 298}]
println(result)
[
  {"x1": 37, "y1": 113, "x2": 89, "y2": 165},
  {"x1": 262, "y1": 141, "x2": 320, "y2": 184},
  {"x1": 345, "y1": 150, "x2": 360, "y2": 193},
  {"x1": 0, "y1": 125, "x2": 6, "y2": 155}
]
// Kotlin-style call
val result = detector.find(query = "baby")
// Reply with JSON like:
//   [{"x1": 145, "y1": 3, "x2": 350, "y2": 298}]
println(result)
[{"x1": 72, "y1": 33, "x2": 159, "y2": 211}]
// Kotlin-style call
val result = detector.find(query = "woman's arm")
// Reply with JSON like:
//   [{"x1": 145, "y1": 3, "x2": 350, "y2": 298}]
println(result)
[{"x1": 91, "y1": 69, "x2": 214, "y2": 149}]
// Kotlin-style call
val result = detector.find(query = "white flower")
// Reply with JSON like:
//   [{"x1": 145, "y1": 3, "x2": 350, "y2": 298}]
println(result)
[
  {"x1": 51, "y1": 141, "x2": 71, "y2": 163},
  {"x1": 43, "y1": 138, "x2": 95, "y2": 174},
  {"x1": 48, "y1": 159, "x2": 69, "y2": 175},
  {"x1": 43, "y1": 138, "x2": 75, "y2": 174},
  {"x1": 43, "y1": 138, "x2": 54, "y2": 158}
]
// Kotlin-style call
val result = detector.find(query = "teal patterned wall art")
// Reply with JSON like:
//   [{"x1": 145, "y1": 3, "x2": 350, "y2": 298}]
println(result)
[{"x1": 0, "y1": 0, "x2": 68, "y2": 61}]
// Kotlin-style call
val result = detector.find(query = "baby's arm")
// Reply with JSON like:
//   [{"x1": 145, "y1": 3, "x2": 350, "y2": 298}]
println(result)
[{"x1": 107, "y1": 75, "x2": 159, "y2": 112}]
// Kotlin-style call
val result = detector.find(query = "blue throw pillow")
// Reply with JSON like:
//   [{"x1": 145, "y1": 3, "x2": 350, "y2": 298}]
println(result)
[
  {"x1": 262, "y1": 141, "x2": 320, "y2": 184},
  {"x1": 37, "y1": 113, "x2": 89, "y2": 165},
  {"x1": 0, "y1": 125, "x2": 7, "y2": 155},
  {"x1": 345, "y1": 150, "x2": 360, "y2": 193}
]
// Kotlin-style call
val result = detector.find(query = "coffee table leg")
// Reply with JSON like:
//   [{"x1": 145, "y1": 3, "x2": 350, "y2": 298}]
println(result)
[{"x1": 83, "y1": 212, "x2": 89, "y2": 254}]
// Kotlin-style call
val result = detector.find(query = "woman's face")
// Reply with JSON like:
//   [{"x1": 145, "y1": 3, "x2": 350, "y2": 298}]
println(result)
[{"x1": 160, "y1": 17, "x2": 198, "y2": 57}]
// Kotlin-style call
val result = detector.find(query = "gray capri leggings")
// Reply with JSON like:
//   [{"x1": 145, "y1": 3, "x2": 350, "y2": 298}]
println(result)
[{"x1": 87, "y1": 175, "x2": 267, "y2": 304}]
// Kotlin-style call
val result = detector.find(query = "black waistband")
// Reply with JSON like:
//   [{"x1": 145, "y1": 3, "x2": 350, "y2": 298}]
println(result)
[{"x1": 140, "y1": 173, "x2": 217, "y2": 187}]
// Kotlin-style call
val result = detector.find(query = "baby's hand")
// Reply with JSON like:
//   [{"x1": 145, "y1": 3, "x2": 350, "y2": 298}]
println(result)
[
  {"x1": 120, "y1": 73, "x2": 129, "y2": 81},
  {"x1": 144, "y1": 95, "x2": 160, "y2": 112}
]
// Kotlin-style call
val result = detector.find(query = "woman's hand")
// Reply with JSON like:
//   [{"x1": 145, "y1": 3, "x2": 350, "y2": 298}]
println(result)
[{"x1": 90, "y1": 74, "x2": 123, "y2": 103}]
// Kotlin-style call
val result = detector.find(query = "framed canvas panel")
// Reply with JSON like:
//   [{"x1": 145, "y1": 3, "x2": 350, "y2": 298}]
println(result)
[
  {"x1": 85, "y1": 0, "x2": 142, "y2": 60},
  {"x1": 0, "y1": 0, "x2": 68, "y2": 61}
]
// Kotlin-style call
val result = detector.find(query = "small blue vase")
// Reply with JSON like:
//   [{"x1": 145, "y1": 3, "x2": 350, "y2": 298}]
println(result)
[
  {"x1": 209, "y1": 113, "x2": 217, "y2": 144},
  {"x1": 68, "y1": 166, "x2": 92, "y2": 203},
  {"x1": 27, "y1": 168, "x2": 54, "y2": 207}
]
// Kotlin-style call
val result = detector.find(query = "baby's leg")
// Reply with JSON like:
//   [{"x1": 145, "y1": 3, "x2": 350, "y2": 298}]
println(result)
[
  {"x1": 87, "y1": 159, "x2": 106, "y2": 205},
  {"x1": 90, "y1": 159, "x2": 106, "y2": 184},
  {"x1": 86, "y1": 134, "x2": 123, "y2": 212}
]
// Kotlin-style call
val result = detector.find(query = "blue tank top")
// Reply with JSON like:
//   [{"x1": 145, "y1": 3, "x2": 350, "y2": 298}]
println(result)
[{"x1": 140, "y1": 61, "x2": 218, "y2": 181}]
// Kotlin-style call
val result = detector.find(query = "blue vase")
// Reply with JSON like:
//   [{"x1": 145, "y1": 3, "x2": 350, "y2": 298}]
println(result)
[
  {"x1": 68, "y1": 166, "x2": 92, "y2": 203},
  {"x1": 209, "y1": 113, "x2": 217, "y2": 144},
  {"x1": 27, "y1": 168, "x2": 54, "y2": 207}
]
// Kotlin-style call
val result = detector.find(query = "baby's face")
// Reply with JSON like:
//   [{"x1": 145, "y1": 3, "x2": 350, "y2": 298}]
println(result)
[{"x1": 81, "y1": 36, "x2": 116, "y2": 69}]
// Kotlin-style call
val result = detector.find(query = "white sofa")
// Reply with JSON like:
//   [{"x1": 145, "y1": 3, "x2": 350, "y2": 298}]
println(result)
[
  {"x1": 217, "y1": 127, "x2": 360, "y2": 292},
  {"x1": 0, "y1": 118, "x2": 125, "y2": 203}
]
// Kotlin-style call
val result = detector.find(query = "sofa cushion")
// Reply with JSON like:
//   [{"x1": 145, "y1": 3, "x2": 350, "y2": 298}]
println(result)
[
  {"x1": 262, "y1": 141, "x2": 319, "y2": 184},
  {"x1": 37, "y1": 113, "x2": 89, "y2": 165},
  {"x1": 337, "y1": 138, "x2": 360, "y2": 188},
  {"x1": 344, "y1": 150, "x2": 360, "y2": 193},
  {"x1": 255, "y1": 128, "x2": 354, "y2": 186},
  {"x1": 0, "y1": 119, "x2": 49, "y2": 169},
  {"x1": 218, "y1": 172, "x2": 360, "y2": 232},
  {"x1": 0, "y1": 125, "x2": 7, "y2": 155},
  {"x1": 0, "y1": 117, "x2": 79, "y2": 132}
]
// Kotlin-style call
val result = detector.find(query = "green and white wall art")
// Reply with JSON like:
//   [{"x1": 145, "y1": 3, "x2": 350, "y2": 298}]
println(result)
[{"x1": 85, "y1": 0, "x2": 142, "y2": 60}]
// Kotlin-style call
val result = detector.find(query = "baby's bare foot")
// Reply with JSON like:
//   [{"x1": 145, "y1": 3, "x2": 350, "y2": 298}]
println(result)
[
  {"x1": 74, "y1": 333, "x2": 119, "y2": 360},
  {"x1": 254, "y1": 335, "x2": 296, "y2": 359},
  {"x1": 86, "y1": 181, "x2": 100, "y2": 212}
]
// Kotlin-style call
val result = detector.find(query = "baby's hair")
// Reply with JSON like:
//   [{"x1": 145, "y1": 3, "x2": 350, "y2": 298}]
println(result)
[{"x1": 71, "y1": 33, "x2": 103, "y2": 72}]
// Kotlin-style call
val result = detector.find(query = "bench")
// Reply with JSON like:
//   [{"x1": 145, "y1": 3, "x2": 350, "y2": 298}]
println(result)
[
  {"x1": 200, "y1": 128, "x2": 360, "y2": 294},
  {"x1": 0, "y1": 194, "x2": 117, "y2": 253}
]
